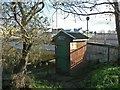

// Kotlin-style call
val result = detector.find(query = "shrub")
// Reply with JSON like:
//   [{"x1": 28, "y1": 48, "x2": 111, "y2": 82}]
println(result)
[
  {"x1": 80, "y1": 64, "x2": 120, "y2": 89},
  {"x1": 91, "y1": 66, "x2": 120, "y2": 88}
]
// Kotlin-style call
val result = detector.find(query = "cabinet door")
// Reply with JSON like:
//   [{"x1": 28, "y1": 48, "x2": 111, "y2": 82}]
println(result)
[{"x1": 55, "y1": 40, "x2": 70, "y2": 74}]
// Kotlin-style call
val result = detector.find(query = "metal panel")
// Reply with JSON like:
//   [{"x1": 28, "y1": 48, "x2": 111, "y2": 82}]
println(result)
[{"x1": 55, "y1": 37, "x2": 70, "y2": 75}]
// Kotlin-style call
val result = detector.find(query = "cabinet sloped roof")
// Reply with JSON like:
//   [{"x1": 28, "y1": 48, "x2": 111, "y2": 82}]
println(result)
[
  {"x1": 53, "y1": 30, "x2": 88, "y2": 42},
  {"x1": 68, "y1": 32, "x2": 89, "y2": 39},
  {"x1": 53, "y1": 30, "x2": 75, "y2": 41}
]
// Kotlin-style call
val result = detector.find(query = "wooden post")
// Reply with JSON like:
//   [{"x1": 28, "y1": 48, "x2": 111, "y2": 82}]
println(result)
[
  {"x1": 108, "y1": 47, "x2": 110, "y2": 63},
  {"x1": 114, "y1": 1, "x2": 120, "y2": 65}
]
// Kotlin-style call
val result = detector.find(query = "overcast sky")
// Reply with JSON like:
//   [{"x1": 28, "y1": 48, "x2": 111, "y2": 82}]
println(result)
[
  {"x1": 43, "y1": 0, "x2": 117, "y2": 33},
  {"x1": 0, "y1": 0, "x2": 118, "y2": 33}
]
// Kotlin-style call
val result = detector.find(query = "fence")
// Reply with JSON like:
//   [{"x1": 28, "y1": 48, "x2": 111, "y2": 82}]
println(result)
[
  {"x1": 0, "y1": 36, "x2": 2, "y2": 89},
  {"x1": 86, "y1": 42, "x2": 118, "y2": 63},
  {"x1": 70, "y1": 42, "x2": 87, "y2": 68}
]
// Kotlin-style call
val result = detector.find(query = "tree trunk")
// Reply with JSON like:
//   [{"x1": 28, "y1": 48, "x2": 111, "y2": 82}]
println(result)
[
  {"x1": 14, "y1": 40, "x2": 32, "y2": 74},
  {"x1": 114, "y1": 2, "x2": 120, "y2": 65},
  {"x1": 13, "y1": 38, "x2": 32, "y2": 87}
]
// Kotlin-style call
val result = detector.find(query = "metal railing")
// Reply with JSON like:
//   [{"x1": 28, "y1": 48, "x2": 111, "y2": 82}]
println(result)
[{"x1": 86, "y1": 42, "x2": 118, "y2": 63}]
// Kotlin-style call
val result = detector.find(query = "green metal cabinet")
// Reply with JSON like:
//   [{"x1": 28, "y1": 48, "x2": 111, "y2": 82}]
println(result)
[
  {"x1": 53, "y1": 30, "x2": 88, "y2": 75},
  {"x1": 53, "y1": 31, "x2": 74, "y2": 75}
]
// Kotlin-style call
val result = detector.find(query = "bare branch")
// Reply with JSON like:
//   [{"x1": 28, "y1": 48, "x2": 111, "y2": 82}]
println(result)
[
  {"x1": 50, "y1": 1, "x2": 117, "y2": 18},
  {"x1": 54, "y1": 7, "x2": 114, "y2": 16},
  {"x1": 26, "y1": 2, "x2": 44, "y2": 25},
  {"x1": 17, "y1": 2, "x2": 25, "y2": 17},
  {"x1": 11, "y1": 2, "x2": 20, "y2": 26},
  {"x1": 54, "y1": 2, "x2": 115, "y2": 9},
  {"x1": 11, "y1": 2, "x2": 30, "y2": 39},
  {"x1": 34, "y1": 2, "x2": 45, "y2": 14},
  {"x1": 82, "y1": 2, "x2": 115, "y2": 8}
]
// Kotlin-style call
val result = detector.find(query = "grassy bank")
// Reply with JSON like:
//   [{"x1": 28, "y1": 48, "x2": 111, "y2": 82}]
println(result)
[{"x1": 79, "y1": 63, "x2": 120, "y2": 89}]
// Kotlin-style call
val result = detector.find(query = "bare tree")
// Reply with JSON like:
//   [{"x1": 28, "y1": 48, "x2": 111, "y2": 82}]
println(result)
[{"x1": 1, "y1": 1, "x2": 46, "y2": 87}]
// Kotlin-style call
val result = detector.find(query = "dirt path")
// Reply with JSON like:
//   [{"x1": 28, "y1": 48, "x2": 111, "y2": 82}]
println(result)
[
  {"x1": 31, "y1": 60, "x2": 91, "y2": 88},
  {"x1": 46, "y1": 60, "x2": 90, "y2": 88}
]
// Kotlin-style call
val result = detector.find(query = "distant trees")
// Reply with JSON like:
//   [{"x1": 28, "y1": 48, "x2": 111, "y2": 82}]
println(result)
[{"x1": 107, "y1": 30, "x2": 116, "y2": 33}]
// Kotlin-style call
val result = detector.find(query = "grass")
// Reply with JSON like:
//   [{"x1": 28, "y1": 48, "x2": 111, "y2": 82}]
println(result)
[
  {"x1": 2, "y1": 40, "x2": 120, "y2": 88},
  {"x1": 79, "y1": 63, "x2": 120, "y2": 89},
  {"x1": 23, "y1": 60, "x2": 120, "y2": 89},
  {"x1": 28, "y1": 72, "x2": 63, "y2": 88}
]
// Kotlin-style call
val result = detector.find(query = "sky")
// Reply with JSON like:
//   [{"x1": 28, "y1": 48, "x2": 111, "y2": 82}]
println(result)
[
  {"x1": 43, "y1": 0, "x2": 117, "y2": 33},
  {"x1": 0, "y1": 0, "x2": 119, "y2": 33}
]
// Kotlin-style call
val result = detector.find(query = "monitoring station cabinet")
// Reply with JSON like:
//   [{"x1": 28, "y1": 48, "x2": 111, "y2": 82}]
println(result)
[{"x1": 53, "y1": 30, "x2": 88, "y2": 75}]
